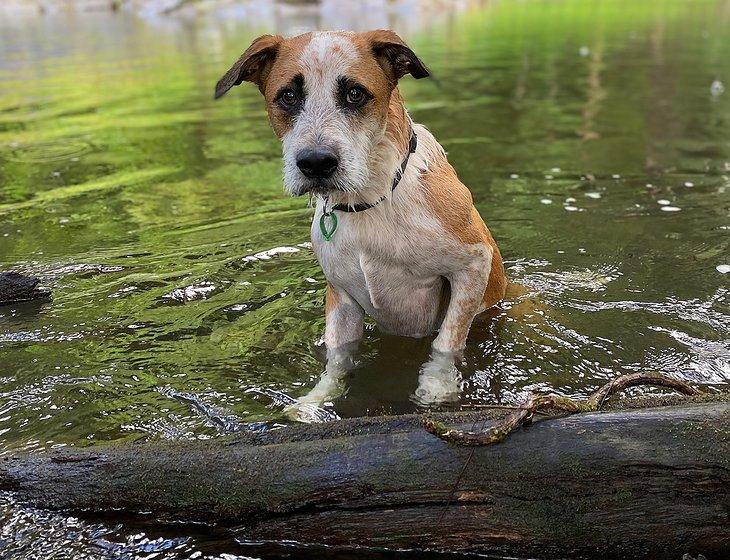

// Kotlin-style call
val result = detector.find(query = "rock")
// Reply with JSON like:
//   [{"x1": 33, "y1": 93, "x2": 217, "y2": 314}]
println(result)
[{"x1": 0, "y1": 272, "x2": 52, "y2": 305}]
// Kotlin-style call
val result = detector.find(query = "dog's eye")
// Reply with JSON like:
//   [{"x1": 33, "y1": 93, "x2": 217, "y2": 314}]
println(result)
[
  {"x1": 280, "y1": 90, "x2": 298, "y2": 106},
  {"x1": 346, "y1": 86, "x2": 366, "y2": 105}
]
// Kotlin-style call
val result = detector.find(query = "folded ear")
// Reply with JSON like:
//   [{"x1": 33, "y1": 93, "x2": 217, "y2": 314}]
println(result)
[
  {"x1": 364, "y1": 30, "x2": 430, "y2": 82},
  {"x1": 214, "y1": 34, "x2": 283, "y2": 99}
]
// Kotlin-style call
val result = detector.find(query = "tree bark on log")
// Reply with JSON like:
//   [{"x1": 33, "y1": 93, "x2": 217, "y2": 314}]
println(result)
[{"x1": 1, "y1": 400, "x2": 728, "y2": 559}]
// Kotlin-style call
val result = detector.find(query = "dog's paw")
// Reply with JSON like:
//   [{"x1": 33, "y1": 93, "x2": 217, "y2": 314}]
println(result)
[
  {"x1": 412, "y1": 352, "x2": 462, "y2": 408},
  {"x1": 283, "y1": 400, "x2": 339, "y2": 423}
]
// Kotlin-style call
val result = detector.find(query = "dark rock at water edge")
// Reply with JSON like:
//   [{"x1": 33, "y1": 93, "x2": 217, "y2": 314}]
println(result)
[{"x1": 0, "y1": 272, "x2": 52, "y2": 306}]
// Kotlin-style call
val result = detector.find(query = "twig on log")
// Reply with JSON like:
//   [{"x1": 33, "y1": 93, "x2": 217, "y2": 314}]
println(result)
[{"x1": 423, "y1": 372, "x2": 700, "y2": 446}]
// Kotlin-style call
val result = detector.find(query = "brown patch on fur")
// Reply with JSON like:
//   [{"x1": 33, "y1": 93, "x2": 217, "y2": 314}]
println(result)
[
  {"x1": 350, "y1": 34, "x2": 403, "y2": 135},
  {"x1": 262, "y1": 33, "x2": 314, "y2": 138},
  {"x1": 325, "y1": 282, "x2": 340, "y2": 318},
  {"x1": 420, "y1": 158, "x2": 507, "y2": 310},
  {"x1": 357, "y1": 30, "x2": 430, "y2": 82},
  {"x1": 346, "y1": 32, "x2": 424, "y2": 152},
  {"x1": 238, "y1": 31, "x2": 421, "y2": 143},
  {"x1": 261, "y1": 31, "x2": 404, "y2": 140},
  {"x1": 214, "y1": 34, "x2": 283, "y2": 99},
  {"x1": 384, "y1": 89, "x2": 410, "y2": 154}
]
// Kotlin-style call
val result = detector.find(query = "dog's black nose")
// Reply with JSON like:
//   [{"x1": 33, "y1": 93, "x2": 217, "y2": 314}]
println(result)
[{"x1": 296, "y1": 148, "x2": 339, "y2": 179}]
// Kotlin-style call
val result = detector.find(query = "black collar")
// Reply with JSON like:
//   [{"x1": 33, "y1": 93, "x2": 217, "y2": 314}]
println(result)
[{"x1": 330, "y1": 130, "x2": 417, "y2": 213}]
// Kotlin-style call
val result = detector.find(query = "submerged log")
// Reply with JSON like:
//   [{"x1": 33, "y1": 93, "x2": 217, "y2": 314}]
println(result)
[{"x1": 1, "y1": 397, "x2": 728, "y2": 559}]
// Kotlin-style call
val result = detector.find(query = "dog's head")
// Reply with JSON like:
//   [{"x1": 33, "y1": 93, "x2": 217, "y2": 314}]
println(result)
[{"x1": 215, "y1": 31, "x2": 429, "y2": 197}]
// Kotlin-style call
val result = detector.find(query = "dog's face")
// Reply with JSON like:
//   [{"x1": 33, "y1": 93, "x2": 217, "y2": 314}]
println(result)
[{"x1": 215, "y1": 31, "x2": 429, "y2": 197}]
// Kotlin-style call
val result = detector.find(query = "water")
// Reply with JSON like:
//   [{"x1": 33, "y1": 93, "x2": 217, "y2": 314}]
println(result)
[{"x1": 0, "y1": 0, "x2": 729, "y2": 557}]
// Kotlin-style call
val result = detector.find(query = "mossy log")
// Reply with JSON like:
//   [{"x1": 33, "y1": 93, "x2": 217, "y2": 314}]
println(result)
[{"x1": 1, "y1": 399, "x2": 728, "y2": 559}]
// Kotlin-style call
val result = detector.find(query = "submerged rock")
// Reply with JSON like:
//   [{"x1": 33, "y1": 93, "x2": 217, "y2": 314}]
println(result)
[{"x1": 0, "y1": 272, "x2": 52, "y2": 305}]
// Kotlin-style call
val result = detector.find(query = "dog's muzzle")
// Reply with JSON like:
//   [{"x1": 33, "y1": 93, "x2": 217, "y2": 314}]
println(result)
[{"x1": 296, "y1": 148, "x2": 339, "y2": 179}]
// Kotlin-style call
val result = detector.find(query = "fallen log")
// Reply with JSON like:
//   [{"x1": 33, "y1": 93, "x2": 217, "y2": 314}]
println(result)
[{"x1": 1, "y1": 396, "x2": 728, "y2": 559}]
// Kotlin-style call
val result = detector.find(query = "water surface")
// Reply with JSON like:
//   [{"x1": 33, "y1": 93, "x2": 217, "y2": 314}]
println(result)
[{"x1": 0, "y1": 0, "x2": 729, "y2": 557}]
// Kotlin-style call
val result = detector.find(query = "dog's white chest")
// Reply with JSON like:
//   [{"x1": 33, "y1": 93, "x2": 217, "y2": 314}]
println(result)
[{"x1": 312, "y1": 210, "x2": 446, "y2": 337}]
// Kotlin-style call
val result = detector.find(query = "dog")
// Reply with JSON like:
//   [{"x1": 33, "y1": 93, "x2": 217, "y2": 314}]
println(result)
[{"x1": 216, "y1": 30, "x2": 507, "y2": 412}]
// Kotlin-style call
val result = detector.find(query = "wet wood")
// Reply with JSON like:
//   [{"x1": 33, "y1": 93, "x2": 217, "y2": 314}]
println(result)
[{"x1": 1, "y1": 400, "x2": 728, "y2": 559}]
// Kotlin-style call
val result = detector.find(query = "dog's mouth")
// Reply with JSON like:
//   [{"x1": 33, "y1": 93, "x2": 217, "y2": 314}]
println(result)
[{"x1": 295, "y1": 178, "x2": 341, "y2": 197}]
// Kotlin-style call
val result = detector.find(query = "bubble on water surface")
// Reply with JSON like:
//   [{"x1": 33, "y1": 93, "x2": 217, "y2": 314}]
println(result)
[
  {"x1": 661, "y1": 206, "x2": 682, "y2": 212},
  {"x1": 711, "y1": 79, "x2": 725, "y2": 97},
  {"x1": 540, "y1": 198, "x2": 553, "y2": 204},
  {"x1": 657, "y1": 199, "x2": 671, "y2": 205},
  {"x1": 585, "y1": 192, "x2": 601, "y2": 199},
  {"x1": 717, "y1": 265, "x2": 730, "y2": 274}
]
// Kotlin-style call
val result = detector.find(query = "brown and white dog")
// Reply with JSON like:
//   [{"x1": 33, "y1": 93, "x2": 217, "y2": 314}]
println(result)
[{"x1": 216, "y1": 30, "x2": 507, "y2": 411}]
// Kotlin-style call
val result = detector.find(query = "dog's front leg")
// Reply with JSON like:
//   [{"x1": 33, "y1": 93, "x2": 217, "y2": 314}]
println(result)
[
  {"x1": 324, "y1": 282, "x2": 364, "y2": 353},
  {"x1": 414, "y1": 263, "x2": 489, "y2": 407},
  {"x1": 286, "y1": 283, "x2": 364, "y2": 422},
  {"x1": 315, "y1": 282, "x2": 365, "y2": 401},
  {"x1": 433, "y1": 264, "x2": 490, "y2": 355}
]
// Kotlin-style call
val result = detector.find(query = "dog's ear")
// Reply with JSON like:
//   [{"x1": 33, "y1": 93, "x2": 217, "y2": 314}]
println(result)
[
  {"x1": 214, "y1": 34, "x2": 283, "y2": 99},
  {"x1": 364, "y1": 30, "x2": 430, "y2": 82}
]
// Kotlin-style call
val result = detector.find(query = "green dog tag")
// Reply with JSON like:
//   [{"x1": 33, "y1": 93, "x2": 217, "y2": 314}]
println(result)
[{"x1": 319, "y1": 211, "x2": 338, "y2": 241}]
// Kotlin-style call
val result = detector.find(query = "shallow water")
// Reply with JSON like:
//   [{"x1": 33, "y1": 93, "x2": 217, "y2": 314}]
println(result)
[{"x1": 0, "y1": 0, "x2": 729, "y2": 557}]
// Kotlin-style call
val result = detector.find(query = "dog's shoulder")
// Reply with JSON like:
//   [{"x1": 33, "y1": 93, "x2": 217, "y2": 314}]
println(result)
[{"x1": 413, "y1": 127, "x2": 485, "y2": 245}]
